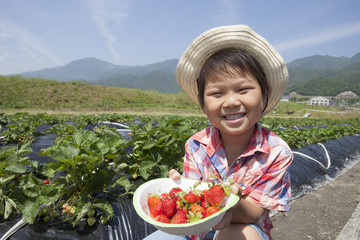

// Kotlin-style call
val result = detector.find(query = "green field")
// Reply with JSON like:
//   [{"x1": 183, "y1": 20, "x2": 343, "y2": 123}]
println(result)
[
  {"x1": 1, "y1": 108, "x2": 360, "y2": 228},
  {"x1": 1, "y1": 75, "x2": 360, "y2": 119}
]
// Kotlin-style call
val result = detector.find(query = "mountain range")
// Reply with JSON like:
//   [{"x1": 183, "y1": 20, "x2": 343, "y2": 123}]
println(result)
[{"x1": 20, "y1": 52, "x2": 360, "y2": 96}]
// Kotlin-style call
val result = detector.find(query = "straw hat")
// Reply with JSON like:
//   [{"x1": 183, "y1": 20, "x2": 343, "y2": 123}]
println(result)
[{"x1": 176, "y1": 24, "x2": 288, "y2": 116}]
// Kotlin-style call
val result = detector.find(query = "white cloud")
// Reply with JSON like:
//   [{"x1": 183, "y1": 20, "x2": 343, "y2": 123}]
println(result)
[
  {"x1": 0, "y1": 17, "x2": 64, "y2": 66},
  {"x1": 275, "y1": 21, "x2": 360, "y2": 51},
  {"x1": 84, "y1": 0, "x2": 131, "y2": 64}
]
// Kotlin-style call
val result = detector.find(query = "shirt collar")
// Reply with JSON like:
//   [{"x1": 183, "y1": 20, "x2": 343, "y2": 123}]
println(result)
[
  {"x1": 243, "y1": 123, "x2": 268, "y2": 157},
  {"x1": 193, "y1": 123, "x2": 268, "y2": 158}
]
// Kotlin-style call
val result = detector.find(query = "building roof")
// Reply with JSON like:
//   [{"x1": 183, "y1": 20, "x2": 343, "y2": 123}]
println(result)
[
  {"x1": 335, "y1": 91, "x2": 359, "y2": 98},
  {"x1": 310, "y1": 96, "x2": 330, "y2": 101}
]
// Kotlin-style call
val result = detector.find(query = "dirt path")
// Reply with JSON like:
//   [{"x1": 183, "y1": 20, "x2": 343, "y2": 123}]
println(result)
[{"x1": 271, "y1": 160, "x2": 360, "y2": 240}]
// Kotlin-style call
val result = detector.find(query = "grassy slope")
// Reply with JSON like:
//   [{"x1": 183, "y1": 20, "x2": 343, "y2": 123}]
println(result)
[
  {"x1": 0, "y1": 75, "x2": 200, "y2": 112},
  {"x1": 1, "y1": 75, "x2": 359, "y2": 119}
]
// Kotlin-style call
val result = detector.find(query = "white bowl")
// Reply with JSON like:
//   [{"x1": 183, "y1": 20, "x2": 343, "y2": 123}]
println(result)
[{"x1": 133, "y1": 177, "x2": 240, "y2": 236}]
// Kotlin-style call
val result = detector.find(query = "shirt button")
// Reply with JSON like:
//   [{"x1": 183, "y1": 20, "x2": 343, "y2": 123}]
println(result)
[{"x1": 235, "y1": 160, "x2": 240, "y2": 164}]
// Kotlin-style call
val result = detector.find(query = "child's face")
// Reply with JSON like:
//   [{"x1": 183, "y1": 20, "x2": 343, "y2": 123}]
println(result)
[{"x1": 202, "y1": 71, "x2": 265, "y2": 138}]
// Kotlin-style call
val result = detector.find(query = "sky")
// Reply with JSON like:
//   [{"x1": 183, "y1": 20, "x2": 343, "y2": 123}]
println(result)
[{"x1": 0, "y1": 0, "x2": 360, "y2": 75}]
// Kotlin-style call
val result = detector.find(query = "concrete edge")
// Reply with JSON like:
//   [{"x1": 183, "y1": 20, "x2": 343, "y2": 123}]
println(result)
[{"x1": 336, "y1": 201, "x2": 360, "y2": 240}]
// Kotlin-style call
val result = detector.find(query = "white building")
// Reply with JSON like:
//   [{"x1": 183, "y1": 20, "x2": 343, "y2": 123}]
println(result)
[{"x1": 308, "y1": 96, "x2": 330, "y2": 106}]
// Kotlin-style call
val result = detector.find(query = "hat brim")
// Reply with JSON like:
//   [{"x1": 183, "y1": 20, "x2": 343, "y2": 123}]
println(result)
[{"x1": 176, "y1": 24, "x2": 288, "y2": 116}]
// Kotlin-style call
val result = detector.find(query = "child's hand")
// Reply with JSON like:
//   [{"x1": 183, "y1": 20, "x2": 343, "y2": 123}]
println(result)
[
  {"x1": 213, "y1": 183, "x2": 243, "y2": 230},
  {"x1": 168, "y1": 169, "x2": 181, "y2": 180}
]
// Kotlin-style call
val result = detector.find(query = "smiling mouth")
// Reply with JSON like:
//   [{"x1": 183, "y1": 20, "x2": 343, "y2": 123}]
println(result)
[{"x1": 224, "y1": 113, "x2": 245, "y2": 120}]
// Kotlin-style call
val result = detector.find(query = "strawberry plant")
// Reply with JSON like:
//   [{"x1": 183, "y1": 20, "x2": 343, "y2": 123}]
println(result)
[
  {"x1": 36, "y1": 127, "x2": 135, "y2": 226},
  {"x1": 0, "y1": 123, "x2": 137, "y2": 227},
  {"x1": 127, "y1": 116, "x2": 207, "y2": 180},
  {"x1": 0, "y1": 141, "x2": 41, "y2": 220},
  {"x1": 1, "y1": 111, "x2": 360, "y2": 230}
]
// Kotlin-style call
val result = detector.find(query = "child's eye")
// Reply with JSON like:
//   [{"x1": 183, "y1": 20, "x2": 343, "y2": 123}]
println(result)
[
  {"x1": 238, "y1": 87, "x2": 251, "y2": 93},
  {"x1": 205, "y1": 89, "x2": 222, "y2": 97},
  {"x1": 210, "y1": 92, "x2": 222, "y2": 97}
]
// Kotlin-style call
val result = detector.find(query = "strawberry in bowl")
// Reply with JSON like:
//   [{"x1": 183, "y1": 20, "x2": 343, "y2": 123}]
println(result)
[{"x1": 133, "y1": 177, "x2": 240, "y2": 236}]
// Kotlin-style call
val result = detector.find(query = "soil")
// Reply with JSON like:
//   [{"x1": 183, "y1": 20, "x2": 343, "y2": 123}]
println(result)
[{"x1": 271, "y1": 160, "x2": 360, "y2": 240}]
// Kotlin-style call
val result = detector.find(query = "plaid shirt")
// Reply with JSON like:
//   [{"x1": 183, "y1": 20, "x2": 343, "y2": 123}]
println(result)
[{"x1": 183, "y1": 123, "x2": 293, "y2": 239}]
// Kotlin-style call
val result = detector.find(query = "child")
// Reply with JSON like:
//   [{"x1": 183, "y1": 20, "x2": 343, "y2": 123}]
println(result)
[{"x1": 144, "y1": 25, "x2": 292, "y2": 240}]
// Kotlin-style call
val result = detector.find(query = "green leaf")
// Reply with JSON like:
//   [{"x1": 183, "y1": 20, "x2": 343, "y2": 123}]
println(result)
[
  {"x1": 22, "y1": 200, "x2": 40, "y2": 224},
  {"x1": 158, "y1": 164, "x2": 170, "y2": 178},
  {"x1": 24, "y1": 186, "x2": 40, "y2": 198},
  {"x1": 140, "y1": 160, "x2": 158, "y2": 170},
  {"x1": 81, "y1": 130, "x2": 96, "y2": 142},
  {"x1": 39, "y1": 164, "x2": 57, "y2": 178},
  {"x1": 0, "y1": 146, "x2": 16, "y2": 158},
  {"x1": 115, "y1": 175, "x2": 131, "y2": 189},
  {"x1": 6, "y1": 197, "x2": 17, "y2": 210},
  {"x1": 16, "y1": 141, "x2": 33, "y2": 157},
  {"x1": 48, "y1": 146, "x2": 80, "y2": 161},
  {"x1": 72, "y1": 202, "x2": 91, "y2": 226},
  {"x1": 139, "y1": 169, "x2": 150, "y2": 180},
  {"x1": 74, "y1": 155, "x2": 98, "y2": 164},
  {"x1": 97, "y1": 141, "x2": 110, "y2": 154},
  {"x1": 5, "y1": 162, "x2": 27, "y2": 174},
  {"x1": 0, "y1": 175, "x2": 15, "y2": 186},
  {"x1": 30, "y1": 161, "x2": 39, "y2": 170},
  {"x1": 142, "y1": 140, "x2": 156, "y2": 149},
  {"x1": 4, "y1": 199, "x2": 13, "y2": 219},
  {"x1": 38, "y1": 185, "x2": 61, "y2": 203},
  {"x1": 92, "y1": 200, "x2": 113, "y2": 218},
  {"x1": 8, "y1": 190, "x2": 27, "y2": 211},
  {"x1": 23, "y1": 174, "x2": 41, "y2": 197},
  {"x1": 72, "y1": 133, "x2": 83, "y2": 146}
]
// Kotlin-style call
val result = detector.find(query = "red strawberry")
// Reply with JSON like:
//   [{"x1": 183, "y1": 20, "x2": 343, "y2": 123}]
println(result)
[
  {"x1": 160, "y1": 193, "x2": 170, "y2": 201},
  {"x1": 149, "y1": 202, "x2": 163, "y2": 219},
  {"x1": 190, "y1": 205, "x2": 206, "y2": 219},
  {"x1": 169, "y1": 187, "x2": 182, "y2": 196},
  {"x1": 199, "y1": 192, "x2": 204, "y2": 201},
  {"x1": 192, "y1": 189, "x2": 204, "y2": 201},
  {"x1": 204, "y1": 185, "x2": 225, "y2": 207},
  {"x1": 154, "y1": 214, "x2": 170, "y2": 223},
  {"x1": 147, "y1": 194, "x2": 161, "y2": 210},
  {"x1": 169, "y1": 187, "x2": 182, "y2": 201},
  {"x1": 170, "y1": 210, "x2": 188, "y2": 224},
  {"x1": 200, "y1": 199, "x2": 210, "y2": 209},
  {"x1": 178, "y1": 207, "x2": 188, "y2": 215},
  {"x1": 161, "y1": 197, "x2": 177, "y2": 218},
  {"x1": 184, "y1": 191, "x2": 200, "y2": 204},
  {"x1": 206, "y1": 206, "x2": 220, "y2": 216}
]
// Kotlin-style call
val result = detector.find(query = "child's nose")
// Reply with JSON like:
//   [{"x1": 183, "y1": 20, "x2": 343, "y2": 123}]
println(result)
[{"x1": 223, "y1": 93, "x2": 241, "y2": 108}]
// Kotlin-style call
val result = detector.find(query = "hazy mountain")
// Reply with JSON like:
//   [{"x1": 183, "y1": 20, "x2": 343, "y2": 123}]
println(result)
[
  {"x1": 93, "y1": 71, "x2": 181, "y2": 93},
  {"x1": 287, "y1": 53, "x2": 360, "y2": 91},
  {"x1": 21, "y1": 58, "x2": 179, "y2": 93},
  {"x1": 22, "y1": 57, "x2": 178, "y2": 81},
  {"x1": 287, "y1": 54, "x2": 358, "y2": 70},
  {"x1": 286, "y1": 53, "x2": 360, "y2": 96},
  {"x1": 22, "y1": 57, "x2": 120, "y2": 81},
  {"x1": 18, "y1": 53, "x2": 360, "y2": 96}
]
